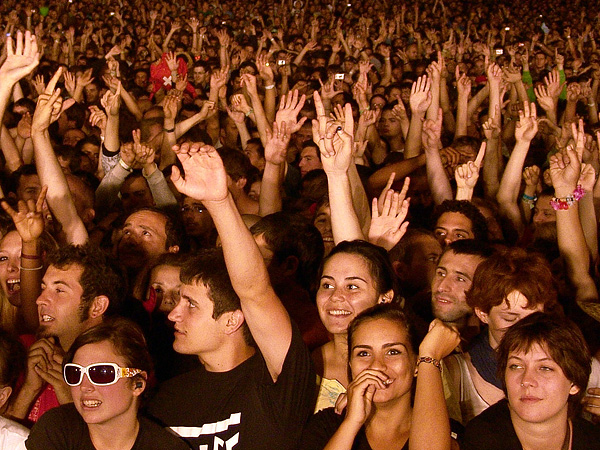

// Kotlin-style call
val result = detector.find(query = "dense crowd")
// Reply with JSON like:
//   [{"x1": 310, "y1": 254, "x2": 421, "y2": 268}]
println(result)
[{"x1": 0, "y1": 0, "x2": 599, "y2": 448}]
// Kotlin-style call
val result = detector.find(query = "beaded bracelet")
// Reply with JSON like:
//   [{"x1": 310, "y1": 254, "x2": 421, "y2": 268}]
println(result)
[
  {"x1": 416, "y1": 356, "x2": 442, "y2": 373},
  {"x1": 550, "y1": 185, "x2": 585, "y2": 211},
  {"x1": 521, "y1": 193, "x2": 537, "y2": 209}
]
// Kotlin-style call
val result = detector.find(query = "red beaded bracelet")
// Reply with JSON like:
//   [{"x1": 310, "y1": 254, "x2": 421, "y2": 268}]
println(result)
[{"x1": 550, "y1": 185, "x2": 585, "y2": 211}]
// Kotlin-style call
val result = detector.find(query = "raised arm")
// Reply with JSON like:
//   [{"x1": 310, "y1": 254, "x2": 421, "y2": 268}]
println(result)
[
  {"x1": 31, "y1": 68, "x2": 87, "y2": 245},
  {"x1": 496, "y1": 102, "x2": 538, "y2": 235},
  {"x1": 170, "y1": 142, "x2": 291, "y2": 382},
  {"x1": 549, "y1": 121, "x2": 598, "y2": 305},
  {"x1": 313, "y1": 93, "x2": 364, "y2": 244}
]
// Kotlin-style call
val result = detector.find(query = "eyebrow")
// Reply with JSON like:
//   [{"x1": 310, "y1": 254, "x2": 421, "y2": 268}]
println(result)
[
  {"x1": 353, "y1": 342, "x2": 408, "y2": 351},
  {"x1": 321, "y1": 275, "x2": 368, "y2": 283}
]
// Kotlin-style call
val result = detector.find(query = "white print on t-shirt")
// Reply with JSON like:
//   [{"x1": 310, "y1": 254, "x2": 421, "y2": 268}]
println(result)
[{"x1": 170, "y1": 412, "x2": 241, "y2": 449}]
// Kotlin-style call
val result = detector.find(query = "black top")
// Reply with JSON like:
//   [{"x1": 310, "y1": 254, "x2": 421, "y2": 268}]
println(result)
[
  {"x1": 462, "y1": 399, "x2": 600, "y2": 450},
  {"x1": 26, "y1": 402, "x2": 191, "y2": 450},
  {"x1": 146, "y1": 324, "x2": 316, "y2": 450}
]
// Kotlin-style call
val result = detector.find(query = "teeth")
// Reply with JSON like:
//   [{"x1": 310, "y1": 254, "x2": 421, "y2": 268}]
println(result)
[
  {"x1": 329, "y1": 310, "x2": 352, "y2": 316},
  {"x1": 41, "y1": 315, "x2": 54, "y2": 322},
  {"x1": 83, "y1": 400, "x2": 102, "y2": 407},
  {"x1": 6, "y1": 279, "x2": 20, "y2": 292}
]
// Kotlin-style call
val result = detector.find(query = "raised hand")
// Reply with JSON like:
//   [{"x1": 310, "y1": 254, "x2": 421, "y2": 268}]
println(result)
[
  {"x1": 162, "y1": 91, "x2": 180, "y2": 121},
  {"x1": 422, "y1": 108, "x2": 443, "y2": 150},
  {"x1": 171, "y1": 143, "x2": 229, "y2": 202},
  {"x1": 240, "y1": 73, "x2": 258, "y2": 98},
  {"x1": 100, "y1": 81, "x2": 121, "y2": 116},
  {"x1": 31, "y1": 68, "x2": 64, "y2": 133},
  {"x1": 522, "y1": 165, "x2": 541, "y2": 188},
  {"x1": 515, "y1": 102, "x2": 538, "y2": 143},
  {"x1": 275, "y1": 90, "x2": 307, "y2": 134},
  {"x1": 455, "y1": 142, "x2": 486, "y2": 189},
  {"x1": 343, "y1": 369, "x2": 389, "y2": 427},
  {"x1": 1, "y1": 185, "x2": 48, "y2": 243},
  {"x1": 264, "y1": 122, "x2": 290, "y2": 165},
  {"x1": 368, "y1": 177, "x2": 410, "y2": 251},
  {"x1": 419, "y1": 319, "x2": 460, "y2": 362},
  {"x1": 256, "y1": 53, "x2": 274, "y2": 83},
  {"x1": 88, "y1": 106, "x2": 107, "y2": 133},
  {"x1": 0, "y1": 30, "x2": 40, "y2": 86},
  {"x1": 409, "y1": 75, "x2": 432, "y2": 115}
]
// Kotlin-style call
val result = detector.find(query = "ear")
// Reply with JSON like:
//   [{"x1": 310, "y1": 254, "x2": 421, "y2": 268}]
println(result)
[
  {"x1": 378, "y1": 289, "x2": 394, "y2": 304},
  {"x1": 167, "y1": 245, "x2": 180, "y2": 254},
  {"x1": 391, "y1": 260, "x2": 409, "y2": 281},
  {"x1": 570, "y1": 384, "x2": 581, "y2": 396},
  {"x1": 235, "y1": 177, "x2": 248, "y2": 190},
  {"x1": 474, "y1": 307, "x2": 489, "y2": 325},
  {"x1": 281, "y1": 255, "x2": 299, "y2": 277},
  {"x1": 132, "y1": 373, "x2": 148, "y2": 397},
  {"x1": 0, "y1": 386, "x2": 12, "y2": 410},
  {"x1": 89, "y1": 295, "x2": 109, "y2": 319},
  {"x1": 222, "y1": 310, "x2": 246, "y2": 336}
]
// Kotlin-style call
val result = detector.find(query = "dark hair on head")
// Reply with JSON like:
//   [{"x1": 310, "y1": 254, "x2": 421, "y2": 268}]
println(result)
[
  {"x1": 64, "y1": 317, "x2": 152, "y2": 389},
  {"x1": 46, "y1": 243, "x2": 127, "y2": 320},
  {"x1": 323, "y1": 240, "x2": 400, "y2": 303},
  {"x1": 217, "y1": 147, "x2": 254, "y2": 183},
  {"x1": 180, "y1": 249, "x2": 255, "y2": 347},
  {"x1": 348, "y1": 303, "x2": 417, "y2": 363},
  {"x1": 251, "y1": 212, "x2": 324, "y2": 295},
  {"x1": 441, "y1": 238, "x2": 496, "y2": 260},
  {"x1": 497, "y1": 312, "x2": 591, "y2": 417},
  {"x1": 7, "y1": 164, "x2": 37, "y2": 197},
  {"x1": 0, "y1": 329, "x2": 27, "y2": 390},
  {"x1": 388, "y1": 228, "x2": 439, "y2": 265},
  {"x1": 467, "y1": 248, "x2": 560, "y2": 314},
  {"x1": 301, "y1": 141, "x2": 321, "y2": 162},
  {"x1": 64, "y1": 102, "x2": 87, "y2": 129},
  {"x1": 433, "y1": 200, "x2": 489, "y2": 242}
]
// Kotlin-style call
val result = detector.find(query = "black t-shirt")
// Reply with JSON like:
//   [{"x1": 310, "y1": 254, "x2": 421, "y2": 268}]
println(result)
[
  {"x1": 301, "y1": 407, "x2": 409, "y2": 450},
  {"x1": 146, "y1": 325, "x2": 316, "y2": 450},
  {"x1": 462, "y1": 399, "x2": 600, "y2": 450},
  {"x1": 25, "y1": 403, "x2": 191, "y2": 450}
]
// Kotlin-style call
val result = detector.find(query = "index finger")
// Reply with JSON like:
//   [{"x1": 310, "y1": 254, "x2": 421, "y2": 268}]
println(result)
[
  {"x1": 474, "y1": 142, "x2": 486, "y2": 166},
  {"x1": 314, "y1": 91, "x2": 326, "y2": 118},
  {"x1": 36, "y1": 185, "x2": 48, "y2": 212},
  {"x1": 45, "y1": 67, "x2": 64, "y2": 95}
]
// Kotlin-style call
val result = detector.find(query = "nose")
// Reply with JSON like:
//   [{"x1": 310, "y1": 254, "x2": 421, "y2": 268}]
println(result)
[
  {"x1": 7, "y1": 257, "x2": 19, "y2": 273},
  {"x1": 79, "y1": 372, "x2": 96, "y2": 391},
  {"x1": 532, "y1": 211, "x2": 543, "y2": 224},
  {"x1": 444, "y1": 237, "x2": 453, "y2": 247},
  {"x1": 368, "y1": 353, "x2": 387, "y2": 371},
  {"x1": 436, "y1": 275, "x2": 451, "y2": 293},
  {"x1": 167, "y1": 299, "x2": 183, "y2": 323},
  {"x1": 36, "y1": 290, "x2": 49, "y2": 307},
  {"x1": 329, "y1": 286, "x2": 345, "y2": 303},
  {"x1": 520, "y1": 366, "x2": 538, "y2": 388}
]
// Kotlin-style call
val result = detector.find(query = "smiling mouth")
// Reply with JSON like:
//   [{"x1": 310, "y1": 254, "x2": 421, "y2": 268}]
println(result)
[
  {"x1": 328, "y1": 310, "x2": 352, "y2": 317},
  {"x1": 6, "y1": 279, "x2": 20, "y2": 294},
  {"x1": 82, "y1": 400, "x2": 102, "y2": 408},
  {"x1": 40, "y1": 314, "x2": 54, "y2": 323}
]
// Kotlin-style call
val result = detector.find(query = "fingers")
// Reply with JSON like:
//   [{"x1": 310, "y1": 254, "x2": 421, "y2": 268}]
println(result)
[
  {"x1": 474, "y1": 142, "x2": 486, "y2": 167},
  {"x1": 36, "y1": 186, "x2": 48, "y2": 212},
  {"x1": 46, "y1": 66, "x2": 64, "y2": 95}
]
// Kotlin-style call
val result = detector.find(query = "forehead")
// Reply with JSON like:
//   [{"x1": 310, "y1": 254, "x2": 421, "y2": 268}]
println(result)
[
  {"x1": 436, "y1": 211, "x2": 473, "y2": 231},
  {"x1": 351, "y1": 318, "x2": 410, "y2": 350},
  {"x1": 43, "y1": 264, "x2": 83, "y2": 286},
  {"x1": 122, "y1": 176, "x2": 150, "y2": 193},
  {"x1": 183, "y1": 197, "x2": 204, "y2": 207},
  {"x1": 125, "y1": 210, "x2": 167, "y2": 231},
  {"x1": 73, "y1": 341, "x2": 125, "y2": 366},
  {"x1": 0, "y1": 230, "x2": 21, "y2": 250},
  {"x1": 301, "y1": 146, "x2": 318, "y2": 157},
  {"x1": 324, "y1": 252, "x2": 373, "y2": 279},
  {"x1": 19, "y1": 174, "x2": 41, "y2": 188},
  {"x1": 438, "y1": 251, "x2": 482, "y2": 276},
  {"x1": 150, "y1": 264, "x2": 181, "y2": 282}
]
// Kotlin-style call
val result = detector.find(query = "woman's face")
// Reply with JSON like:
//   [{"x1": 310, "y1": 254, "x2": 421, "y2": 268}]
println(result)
[
  {"x1": 317, "y1": 252, "x2": 388, "y2": 335},
  {"x1": 148, "y1": 265, "x2": 181, "y2": 314},
  {"x1": 505, "y1": 343, "x2": 579, "y2": 425},
  {"x1": 477, "y1": 291, "x2": 544, "y2": 349},
  {"x1": 350, "y1": 318, "x2": 416, "y2": 405},
  {"x1": 71, "y1": 341, "x2": 143, "y2": 427},
  {"x1": 0, "y1": 231, "x2": 22, "y2": 306},
  {"x1": 313, "y1": 205, "x2": 333, "y2": 256}
]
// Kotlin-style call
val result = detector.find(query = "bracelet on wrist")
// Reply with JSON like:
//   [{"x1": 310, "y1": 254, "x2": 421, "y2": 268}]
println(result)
[
  {"x1": 416, "y1": 356, "x2": 442, "y2": 373},
  {"x1": 359, "y1": 106, "x2": 371, "y2": 115},
  {"x1": 21, "y1": 254, "x2": 41, "y2": 260},
  {"x1": 550, "y1": 185, "x2": 585, "y2": 210},
  {"x1": 164, "y1": 127, "x2": 175, "y2": 133},
  {"x1": 20, "y1": 265, "x2": 44, "y2": 271},
  {"x1": 264, "y1": 84, "x2": 276, "y2": 90},
  {"x1": 245, "y1": 108, "x2": 254, "y2": 117},
  {"x1": 118, "y1": 158, "x2": 132, "y2": 172},
  {"x1": 521, "y1": 193, "x2": 537, "y2": 209}
]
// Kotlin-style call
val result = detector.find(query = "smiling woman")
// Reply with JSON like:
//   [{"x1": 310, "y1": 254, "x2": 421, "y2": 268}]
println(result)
[
  {"x1": 462, "y1": 313, "x2": 600, "y2": 450},
  {"x1": 25, "y1": 318, "x2": 190, "y2": 450}
]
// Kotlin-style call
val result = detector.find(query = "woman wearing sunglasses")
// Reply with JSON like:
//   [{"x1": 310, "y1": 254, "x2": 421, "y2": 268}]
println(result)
[{"x1": 25, "y1": 318, "x2": 190, "y2": 450}]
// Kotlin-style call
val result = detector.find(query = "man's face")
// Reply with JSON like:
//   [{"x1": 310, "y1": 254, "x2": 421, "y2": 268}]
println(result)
[
  {"x1": 192, "y1": 67, "x2": 208, "y2": 86},
  {"x1": 534, "y1": 53, "x2": 547, "y2": 70},
  {"x1": 134, "y1": 71, "x2": 149, "y2": 88},
  {"x1": 37, "y1": 264, "x2": 90, "y2": 349},
  {"x1": 403, "y1": 235, "x2": 442, "y2": 293},
  {"x1": 378, "y1": 110, "x2": 402, "y2": 138},
  {"x1": 63, "y1": 129, "x2": 86, "y2": 147},
  {"x1": 434, "y1": 212, "x2": 475, "y2": 247},
  {"x1": 431, "y1": 250, "x2": 483, "y2": 324},
  {"x1": 120, "y1": 176, "x2": 154, "y2": 212},
  {"x1": 118, "y1": 210, "x2": 170, "y2": 269},
  {"x1": 181, "y1": 197, "x2": 214, "y2": 238},
  {"x1": 168, "y1": 281, "x2": 225, "y2": 356},
  {"x1": 299, "y1": 146, "x2": 322, "y2": 177},
  {"x1": 17, "y1": 174, "x2": 41, "y2": 203}
]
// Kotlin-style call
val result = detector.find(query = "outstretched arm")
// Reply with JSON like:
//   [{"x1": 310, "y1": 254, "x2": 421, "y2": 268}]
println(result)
[
  {"x1": 170, "y1": 143, "x2": 291, "y2": 382},
  {"x1": 31, "y1": 68, "x2": 87, "y2": 245}
]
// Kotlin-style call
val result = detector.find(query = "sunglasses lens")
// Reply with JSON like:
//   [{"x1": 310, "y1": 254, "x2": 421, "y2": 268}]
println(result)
[
  {"x1": 88, "y1": 364, "x2": 117, "y2": 385},
  {"x1": 64, "y1": 365, "x2": 83, "y2": 385}
]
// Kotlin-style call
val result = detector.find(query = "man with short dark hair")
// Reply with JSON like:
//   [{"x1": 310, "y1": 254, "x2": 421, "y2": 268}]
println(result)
[
  {"x1": 147, "y1": 143, "x2": 316, "y2": 450},
  {"x1": 8, "y1": 244, "x2": 126, "y2": 423}
]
